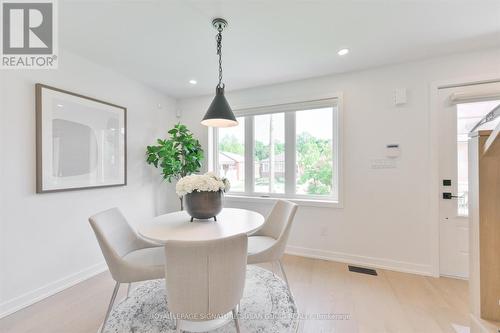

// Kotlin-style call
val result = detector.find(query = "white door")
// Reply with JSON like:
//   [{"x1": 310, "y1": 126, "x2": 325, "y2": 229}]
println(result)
[{"x1": 437, "y1": 82, "x2": 500, "y2": 278}]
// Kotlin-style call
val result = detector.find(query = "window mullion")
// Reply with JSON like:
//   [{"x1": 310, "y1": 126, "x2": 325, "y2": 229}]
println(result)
[
  {"x1": 245, "y1": 116, "x2": 254, "y2": 195},
  {"x1": 211, "y1": 128, "x2": 218, "y2": 173},
  {"x1": 284, "y1": 112, "x2": 296, "y2": 196}
]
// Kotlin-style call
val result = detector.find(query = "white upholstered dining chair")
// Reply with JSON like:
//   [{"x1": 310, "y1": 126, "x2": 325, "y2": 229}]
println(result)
[
  {"x1": 164, "y1": 233, "x2": 248, "y2": 333},
  {"x1": 247, "y1": 200, "x2": 298, "y2": 296},
  {"x1": 89, "y1": 208, "x2": 165, "y2": 333}
]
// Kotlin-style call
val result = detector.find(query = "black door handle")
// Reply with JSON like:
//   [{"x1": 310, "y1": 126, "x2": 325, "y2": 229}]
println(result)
[{"x1": 443, "y1": 192, "x2": 461, "y2": 199}]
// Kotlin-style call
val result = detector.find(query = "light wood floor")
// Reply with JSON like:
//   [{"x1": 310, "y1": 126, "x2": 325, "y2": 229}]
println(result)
[{"x1": 0, "y1": 255, "x2": 470, "y2": 333}]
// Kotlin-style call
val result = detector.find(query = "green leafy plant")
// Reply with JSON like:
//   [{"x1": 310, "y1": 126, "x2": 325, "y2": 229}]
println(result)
[
  {"x1": 146, "y1": 123, "x2": 204, "y2": 208},
  {"x1": 297, "y1": 132, "x2": 333, "y2": 195}
]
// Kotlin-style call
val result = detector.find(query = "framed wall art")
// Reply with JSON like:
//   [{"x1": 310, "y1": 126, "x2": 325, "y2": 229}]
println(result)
[{"x1": 36, "y1": 84, "x2": 127, "y2": 193}]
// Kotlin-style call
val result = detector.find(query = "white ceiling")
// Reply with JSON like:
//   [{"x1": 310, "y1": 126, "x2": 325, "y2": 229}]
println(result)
[{"x1": 60, "y1": 0, "x2": 500, "y2": 98}]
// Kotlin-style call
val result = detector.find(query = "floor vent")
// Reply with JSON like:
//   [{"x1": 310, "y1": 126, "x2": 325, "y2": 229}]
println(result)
[{"x1": 348, "y1": 265, "x2": 378, "y2": 276}]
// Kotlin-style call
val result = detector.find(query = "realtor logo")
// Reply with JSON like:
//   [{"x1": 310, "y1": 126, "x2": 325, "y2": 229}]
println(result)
[{"x1": 1, "y1": 0, "x2": 58, "y2": 69}]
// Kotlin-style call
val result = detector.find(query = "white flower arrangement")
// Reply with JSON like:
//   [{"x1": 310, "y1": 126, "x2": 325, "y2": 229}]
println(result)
[{"x1": 176, "y1": 172, "x2": 231, "y2": 197}]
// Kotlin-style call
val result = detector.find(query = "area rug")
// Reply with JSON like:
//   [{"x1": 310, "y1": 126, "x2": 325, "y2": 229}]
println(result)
[{"x1": 102, "y1": 265, "x2": 299, "y2": 333}]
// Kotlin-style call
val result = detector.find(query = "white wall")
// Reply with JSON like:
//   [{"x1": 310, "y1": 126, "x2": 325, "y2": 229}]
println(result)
[
  {"x1": 178, "y1": 48, "x2": 500, "y2": 276},
  {"x1": 0, "y1": 50, "x2": 178, "y2": 317}
]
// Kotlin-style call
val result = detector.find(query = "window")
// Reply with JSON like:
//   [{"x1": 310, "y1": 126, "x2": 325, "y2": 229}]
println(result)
[
  {"x1": 218, "y1": 117, "x2": 245, "y2": 192},
  {"x1": 296, "y1": 107, "x2": 333, "y2": 196},
  {"x1": 254, "y1": 113, "x2": 285, "y2": 194},
  {"x1": 212, "y1": 97, "x2": 342, "y2": 205}
]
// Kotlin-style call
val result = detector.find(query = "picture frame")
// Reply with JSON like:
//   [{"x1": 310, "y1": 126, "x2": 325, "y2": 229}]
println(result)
[{"x1": 36, "y1": 84, "x2": 127, "y2": 193}]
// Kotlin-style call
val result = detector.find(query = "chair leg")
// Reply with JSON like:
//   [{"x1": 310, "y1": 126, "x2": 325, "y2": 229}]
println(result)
[
  {"x1": 270, "y1": 261, "x2": 278, "y2": 276},
  {"x1": 175, "y1": 319, "x2": 182, "y2": 333},
  {"x1": 101, "y1": 282, "x2": 120, "y2": 333},
  {"x1": 277, "y1": 260, "x2": 291, "y2": 294},
  {"x1": 126, "y1": 283, "x2": 132, "y2": 298},
  {"x1": 232, "y1": 308, "x2": 241, "y2": 333}
]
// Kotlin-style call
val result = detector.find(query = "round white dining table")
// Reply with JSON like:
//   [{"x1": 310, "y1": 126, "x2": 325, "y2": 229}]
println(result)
[{"x1": 138, "y1": 208, "x2": 265, "y2": 243}]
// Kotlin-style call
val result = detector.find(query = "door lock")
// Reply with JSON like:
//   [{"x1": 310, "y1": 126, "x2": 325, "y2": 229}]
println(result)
[
  {"x1": 443, "y1": 192, "x2": 460, "y2": 199},
  {"x1": 443, "y1": 179, "x2": 452, "y2": 186}
]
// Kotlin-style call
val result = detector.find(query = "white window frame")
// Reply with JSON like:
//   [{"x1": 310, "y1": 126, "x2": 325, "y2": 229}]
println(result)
[{"x1": 211, "y1": 95, "x2": 343, "y2": 208}]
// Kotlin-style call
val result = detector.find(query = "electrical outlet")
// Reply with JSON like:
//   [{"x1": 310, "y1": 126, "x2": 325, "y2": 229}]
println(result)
[{"x1": 320, "y1": 227, "x2": 328, "y2": 237}]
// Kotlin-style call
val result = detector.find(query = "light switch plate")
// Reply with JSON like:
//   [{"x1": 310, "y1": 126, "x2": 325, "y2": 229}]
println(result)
[
  {"x1": 394, "y1": 88, "x2": 407, "y2": 105},
  {"x1": 371, "y1": 159, "x2": 397, "y2": 169}
]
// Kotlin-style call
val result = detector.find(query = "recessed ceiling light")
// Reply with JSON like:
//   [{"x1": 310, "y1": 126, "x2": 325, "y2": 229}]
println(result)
[
  {"x1": 57, "y1": 104, "x2": 63, "y2": 107},
  {"x1": 337, "y1": 48, "x2": 349, "y2": 56},
  {"x1": 189, "y1": 79, "x2": 197, "y2": 85}
]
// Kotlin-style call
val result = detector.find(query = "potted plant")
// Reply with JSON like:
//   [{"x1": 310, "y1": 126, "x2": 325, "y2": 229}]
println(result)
[
  {"x1": 146, "y1": 123, "x2": 203, "y2": 210},
  {"x1": 176, "y1": 172, "x2": 231, "y2": 221}
]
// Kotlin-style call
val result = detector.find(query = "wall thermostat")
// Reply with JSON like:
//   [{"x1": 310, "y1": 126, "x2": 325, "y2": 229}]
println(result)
[{"x1": 386, "y1": 144, "x2": 400, "y2": 158}]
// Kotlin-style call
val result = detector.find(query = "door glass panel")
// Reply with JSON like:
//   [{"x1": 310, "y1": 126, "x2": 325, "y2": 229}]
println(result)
[{"x1": 456, "y1": 100, "x2": 500, "y2": 216}]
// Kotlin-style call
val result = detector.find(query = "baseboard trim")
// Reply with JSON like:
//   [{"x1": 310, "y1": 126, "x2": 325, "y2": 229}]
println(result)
[
  {"x1": 285, "y1": 245, "x2": 433, "y2": 276},
  {"x1": 0, "y1": 262, "x2": 107, "y2": 319},
  {"x1": 470, "y1": 313, "x2": 500, "y2": 333}
]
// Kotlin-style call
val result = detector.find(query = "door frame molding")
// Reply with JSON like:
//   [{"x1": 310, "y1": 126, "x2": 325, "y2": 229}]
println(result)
[{"x1": 429, "y1": 74, "x2": 500, "y2": 277}]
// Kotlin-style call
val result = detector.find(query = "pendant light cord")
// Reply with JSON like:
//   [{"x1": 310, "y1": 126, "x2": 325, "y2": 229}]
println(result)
[{"x1": 216, "y1": 29, "x2": 224, "y2": 88}]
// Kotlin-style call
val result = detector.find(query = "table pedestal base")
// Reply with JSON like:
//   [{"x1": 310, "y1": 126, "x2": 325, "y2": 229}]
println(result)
[{"x1": 190, "y1": 216, "x2": 217, "y2": 222}]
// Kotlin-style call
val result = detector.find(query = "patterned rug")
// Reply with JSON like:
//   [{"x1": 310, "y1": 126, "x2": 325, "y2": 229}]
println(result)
[{"x1": 102, "y1": 265, "x2": 299, "y2": 332}]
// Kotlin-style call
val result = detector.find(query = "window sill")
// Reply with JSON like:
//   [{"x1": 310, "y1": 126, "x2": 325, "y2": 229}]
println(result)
[{"x1": 224, "y1": 194, "x2": 343, "y2": 208}]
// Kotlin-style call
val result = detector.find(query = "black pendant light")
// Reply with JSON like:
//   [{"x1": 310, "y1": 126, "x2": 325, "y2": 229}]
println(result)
[{"x1": 201, "y1": 18, "x2": 238, "y2": 128}]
